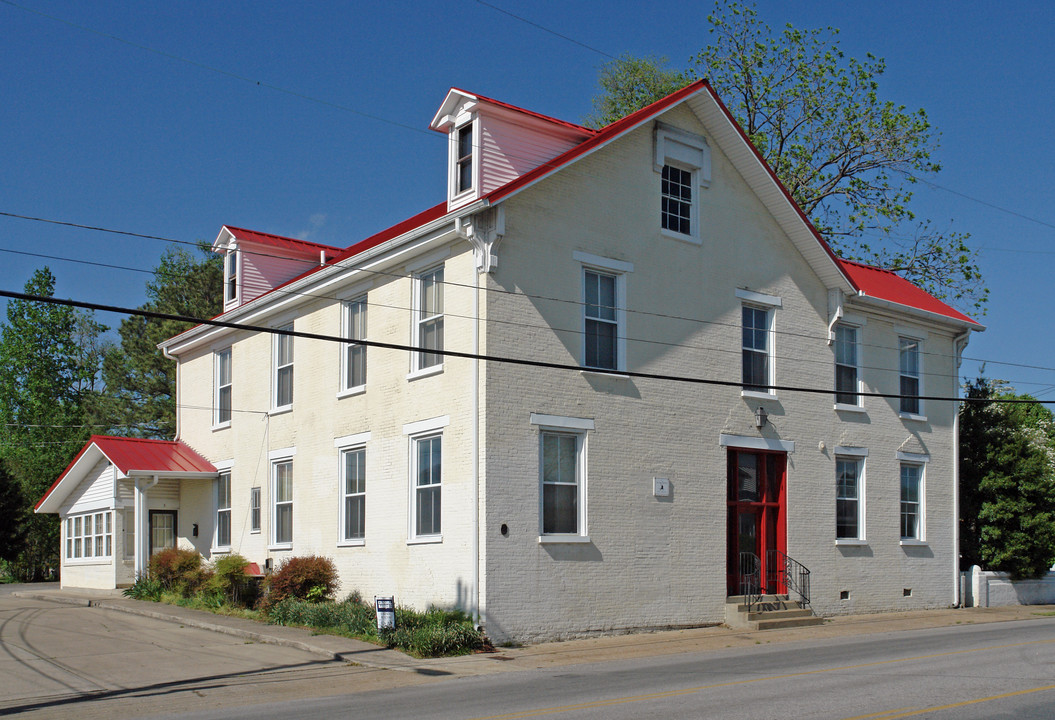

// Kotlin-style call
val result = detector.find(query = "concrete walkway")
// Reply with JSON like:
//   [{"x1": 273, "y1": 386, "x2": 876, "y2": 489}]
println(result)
[{"x1": 13, "y1": 587, "x2": 1055, "y2": 678}]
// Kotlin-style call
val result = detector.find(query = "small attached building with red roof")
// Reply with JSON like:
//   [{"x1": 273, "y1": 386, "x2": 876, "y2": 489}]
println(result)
[{"x1": 43, "y1": 81, "x2": 982, "y2": 639}]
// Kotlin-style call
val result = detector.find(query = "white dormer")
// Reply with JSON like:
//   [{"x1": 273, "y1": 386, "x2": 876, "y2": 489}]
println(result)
[{"x1": 430, "y1": 89, "x2": 594, "y2": 212}]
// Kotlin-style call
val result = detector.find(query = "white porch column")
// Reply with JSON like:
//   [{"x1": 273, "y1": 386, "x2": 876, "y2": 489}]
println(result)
[{"x1": 133, "y1": 475, "x2": 159, "y2": 578}]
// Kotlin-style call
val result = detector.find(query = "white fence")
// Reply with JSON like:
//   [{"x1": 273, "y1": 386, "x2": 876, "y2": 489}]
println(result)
[{"x1": 962, "y1": 565, "x2": 1055, "y2": 607}]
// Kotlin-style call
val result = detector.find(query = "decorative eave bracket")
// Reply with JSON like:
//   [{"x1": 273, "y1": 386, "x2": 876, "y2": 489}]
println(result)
[{"x1": 457, "y1": 206, "x2": 505, "y2": 274}]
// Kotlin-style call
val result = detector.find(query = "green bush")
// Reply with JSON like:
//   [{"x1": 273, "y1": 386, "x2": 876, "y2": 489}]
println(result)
[
  {"x1": 123, "y1": 575, "x2": 163, "y2": 601},
  {"x1": 149, "y1": 547, "x2": 209, "y2": 595},
  {"x1": 263, "y1": 555, "x2": 339, "y2": 608},
  {"x1": 205, "y1": 554, "x2": 257, "y2": 607}
]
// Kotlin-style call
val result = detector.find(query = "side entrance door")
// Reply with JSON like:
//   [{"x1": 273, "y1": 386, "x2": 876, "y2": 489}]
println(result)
[
  {"x1": 726, "y1": 449, "x2": 786, "y2": 596},
  {"x1": 149, "y1": 510, "x2": 177, "y2": 555}
]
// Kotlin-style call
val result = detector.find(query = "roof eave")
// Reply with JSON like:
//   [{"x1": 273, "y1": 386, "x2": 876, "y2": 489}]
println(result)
[{"x1": 850, "y1": 293, "x2": 986, "y2": 332}]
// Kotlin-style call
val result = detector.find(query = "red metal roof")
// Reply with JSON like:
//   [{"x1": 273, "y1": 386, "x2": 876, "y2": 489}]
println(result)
[
  {"x1": 35, "y1": 436, "x2": 216, "y2": 511},
  {"x1": 446, "y1": 87, "x2": 598, "y2": 136},
  {"x1": 224, "y1": 226, "x2": 342, "y2": 259},
  {"x1": 837, "y1": 259, "x2": 981, "y2": 326}
]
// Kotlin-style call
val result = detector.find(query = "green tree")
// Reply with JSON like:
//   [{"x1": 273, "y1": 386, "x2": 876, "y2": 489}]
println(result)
[
  {"x1": 101, "y1": 244, "x2": 221, "y2": 438},
  {"x1": 587, "y1": 1, "x2": 985, "y2": 313},
  {"x1": 0, "y1": 463, "x2": 25, "y2": 564},
  {"x1": 0, "y1": 268, "x2": 103, "y2": 579},
  {"x1": 959, "y1": 378, "x2": 1055, "y2": 579}
]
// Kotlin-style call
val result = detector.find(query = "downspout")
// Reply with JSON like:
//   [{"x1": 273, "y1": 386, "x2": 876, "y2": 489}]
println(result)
[
  {"x1": 952, "y1": 330, "x2": 971, "y2": 607},
  {"x1": 133, "y1": 474, "x2": 160, "y2": 579},
  {"x1": 162, "y1": 346, "x2": 181, "y2": 442},
  {"x1": 472, "y1": 263, "x2": 481, "y2": 629}
]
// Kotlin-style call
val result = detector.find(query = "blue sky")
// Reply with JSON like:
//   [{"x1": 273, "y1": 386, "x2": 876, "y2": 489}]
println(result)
[{"x1": 2, "y1": 1, "x2": 1053, "y2": 398}]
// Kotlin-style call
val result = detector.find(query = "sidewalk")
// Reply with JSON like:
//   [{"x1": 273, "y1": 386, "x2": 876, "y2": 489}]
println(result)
[{"x1": 13, "y1": 587, "x2": 1055, "y2": 678}]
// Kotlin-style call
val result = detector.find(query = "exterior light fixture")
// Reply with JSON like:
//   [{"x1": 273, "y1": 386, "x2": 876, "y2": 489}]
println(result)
[{"x1": 755, "y1": 406, "x2": 768, "y2": 429}]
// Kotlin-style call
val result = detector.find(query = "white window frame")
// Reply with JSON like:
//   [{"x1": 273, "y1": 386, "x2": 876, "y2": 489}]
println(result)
[
  {"x1": 269, "y1": 451, "x2": 295, "y2": 550},
  {"x1": 272, "y1": 325, "x2": 294, "y2": 412},
  {"x1": 531, "y1": 413, "x2": 593, "y2": 544},
  {"x1": 65, "y1": 510, "x2": 112, "y2": 564},
  {"x1": 898, "y1": 452, "x2": 927, "y2": 544},
  {"x1": 249, "y1": 486, "x2": 261, "y2": 534},
  {"x1": 834, "y1": 447, "x2": 867, "y2": 544},
  {"x1": 404, "y1": 417, "x2": 448, "y2": 543},
  {"x1": 899, "y1": 335, "x2": 925, "y2": 420},
  {"x1": 833, "y1": 323, "x2": 862, "y2": 410},
  {"x1": 339, "y1": 296, "x2": 367, "y2": 396},
  {"x1": 335, "y1": 431, "x2": 371, "y2": 547},
  {"x1": 654, "y1": 122, "x2": 710, "y2": 244},
  {"x1": 454, "y1": 120, "x2": 475, "y2": 196},
  {"x1": 214, "y1": 348, "x2": 232, "y2": 428},
  {"x1": 737, "y1": 289, "x2": 780, "y2": 400},
  {"x1": 214, "y1": 470, "x2": 232, "y2": 551},
  {"x1": 410, "y1": 265, "x2": 444, "y2": 377},
  {"x1": 575, "y1": 252, "x2": 632, "y2": 374},
  {"x1": 224, "y1": 249, "x2": 239, "y2": 306}
]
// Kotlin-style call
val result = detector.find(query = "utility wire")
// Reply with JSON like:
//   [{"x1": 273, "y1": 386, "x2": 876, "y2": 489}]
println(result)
[{"x1": 2, "y1": 288, "x2": 1051, "y2": 405}]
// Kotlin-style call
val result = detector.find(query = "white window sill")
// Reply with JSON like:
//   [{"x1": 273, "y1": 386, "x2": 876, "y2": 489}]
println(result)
[
  {"x1": 64, "y1": 558, "x2": 112, "y2": 566},
  {"x1": 538, "y1": 535, "x2": 592, "y2": 544},
  {"x1": 742, "y1": 390, "x2": 777, "y2": 401},
  {"x1": 899, "y1": 412, "x2": 928, "y2": 422},
  {"x1": 337, "y1": 539, "x2": 365, "y2": 548},
  {"x1": 268, "y1": 544, "x2": 293, "y2": 552},
  {"x1": 834, "y1": 403, "x2": 866, "y2": 414},
  {"x1": 900, "y1": 539, "x2": 928, "y2": 547},
  {"x1": 580, "y1": 369, "x2": 629, "y2": 380},
  {"x1": 407, "y1": 535, "x2": 442, "y2": 545},
  {"x1": 269, "y1": 406, "x2": 292, "y2": 417},
  {"x1": 211, "y1": 547, "x2": 231, "y2": 555},
  {"x1": 249, "y1": 529, "x2": 261, "y2": 535},
  {"x1": 337, "y1": 385, "x2": 366, "y2": 399},
  {"x1": 407, "y1": 364, "x2": 443, "y2": 382},
  {"x1": 660, "y1": 228, "x2": 702, "y2": 245},
  {"x1": 212, "y1": 422, "x2": 231, "y2": 432},
  {"x1": 835, "y1": 539, "x2": 868, "y2": 546}
]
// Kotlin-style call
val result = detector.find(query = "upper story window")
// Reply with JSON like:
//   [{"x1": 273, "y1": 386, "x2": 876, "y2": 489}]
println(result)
[
  {"x1": 414, "y1": 266, "x2": 444, "y2": 372},
  {"x1": 900, "y1": 462, "x2": 923, "y2": 541},
  {"x1": 340, "y1": 446, "x2": 366, "y2": 544},
  {"x1": 654, "y1": 122, "x2": 710, "y2": 243},
  {"x1": 834, "y1": 324, "x2": 860, "y2": 406},
  {"x1": 224, "y1": 250, "x2": 238, "y2": 304},
  {"x1": 273, "y1": 326, "x2": 294, "y2": 411},
  {"x1": 742, "y1": 305, "x2": 772, "y2": 393},
  {"x1": 661, "y1": 164, "x2": 693, "y2": 235},
  {"x1": 215, "y1": 348, "x2": 232, "y2": 427},
  {"x1": 456, "y1": 123, "x2": 474, "y2": 194},
  {"x1": 215, "y1": 471, "x2": 231, "y2": 549},
  {"x1": 584, "y1": 270, "x2": 617, "y2": 370},
  {"x1": 249, "y1": 486, "x2": 261, "y2": 534},
  {"x1": 341, "y1": 297, "x2": 367, "y2": 393},
  {"x1": 899, "y1": 337, "x2": 922, "y2": 416}
]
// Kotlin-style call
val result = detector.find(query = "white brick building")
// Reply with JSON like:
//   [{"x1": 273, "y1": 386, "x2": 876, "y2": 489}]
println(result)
[{"x1": 38, "y1": 81, "x2": 982, "y2": 641}]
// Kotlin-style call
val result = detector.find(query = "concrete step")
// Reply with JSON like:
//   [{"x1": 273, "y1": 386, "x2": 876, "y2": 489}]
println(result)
[
  {"x1": 725, "y1": 596, "x2": 822, "y2": 630},
  {"x1": 753, "y1": 615, "x2": 825, "y2": 630},
  {"x1": 744, "y1": 608, "x2": 814, "y2": 622}
]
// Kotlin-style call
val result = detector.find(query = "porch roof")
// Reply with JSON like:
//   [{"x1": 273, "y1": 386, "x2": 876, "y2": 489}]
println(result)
[{"x1": 35, "y1": 436, "x2": 217, "y2": 514}]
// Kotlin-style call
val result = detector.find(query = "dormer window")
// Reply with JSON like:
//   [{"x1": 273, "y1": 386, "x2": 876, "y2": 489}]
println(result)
[
  {"x1": 224, "y1": 250, "x2": 238, "y2": 304},
  {"x1": 457, "y1": 123, "x2": 474, "y2": 194}
]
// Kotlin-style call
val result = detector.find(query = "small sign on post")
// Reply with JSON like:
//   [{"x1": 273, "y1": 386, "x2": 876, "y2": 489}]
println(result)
[{"x1": 375, "y1": 596, "x2": 396, "y2": 630}]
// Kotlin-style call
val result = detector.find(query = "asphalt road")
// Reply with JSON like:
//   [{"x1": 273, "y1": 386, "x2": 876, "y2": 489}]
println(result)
[{"x1": 159, "y1": 617, "x2": 1055, "y2": 720}]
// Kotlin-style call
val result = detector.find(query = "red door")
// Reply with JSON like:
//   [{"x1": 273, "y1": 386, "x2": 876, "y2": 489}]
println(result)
[{"x1": 726, "y1": 449, "x2": 786, "y2": 596}]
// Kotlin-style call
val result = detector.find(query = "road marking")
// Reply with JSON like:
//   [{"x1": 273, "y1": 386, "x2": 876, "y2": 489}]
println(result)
[
  {"x1": 467, "y1": 637, "x2": 1055, "y2": 720},
  {"x1": 842, "y1": 710, "x2": 916, "y2": 720},
  {"x1": 845, "y1": 684, "x2": 1055, "y2": 719}
]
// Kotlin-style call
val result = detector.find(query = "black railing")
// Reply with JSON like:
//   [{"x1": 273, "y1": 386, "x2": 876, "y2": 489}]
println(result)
[
  {"x1": 738, "y1": 551, "x2": 762, "y2": 610},
  {"x1": 767, "y1": 549, "x2": 811, "y2": 607}
]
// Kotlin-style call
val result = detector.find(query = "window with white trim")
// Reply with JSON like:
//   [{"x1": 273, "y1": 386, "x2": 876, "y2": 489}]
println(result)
[
  {"x1": 272, "y1": 460, "x2": 293, "y2": 546},
  {"x1": 456, "y1": 123, "x2": 474, "y2": 194},
  {"x1": 834, "y1": 324, "x2": 859, "y2": 406},
  {"x1": 584, "y1": 269, "x2": 618, "y2": 370},
  {"x1": 541, "y1": 431, "x2": 585, "y2": 535},
  {"x1": 414, "y1": 267, "x2": 444, "y2": 371},
  {"x1": 836, "y1": 457, "x2": 863, "y2": 540},
  {"x1": 273, "y1": 325, "x2": 294, "y2": 409},
  {"x1": 899, "y1": 337, "x2": 922, "y2": 415},
  {"x1": 661, "y1": 164, "x2": 693, "y2": 235},
  {"x1": 66, "y1": 511, "x2": 112, "y2": 560},
  {"x1": 215, "y1": 471, "x2": 231, "y2": 549},
  {"x1": 340, "y1": 446, "x2": 366, "y2": 543},
  {"x1": 742, "y1": 305, "x2": 772, "y2": 392},
  {"x1": 900, "y1": 462, "x2": 924, "y2": 540},
  {"x1": 654, "y1": 122, "x2": 710, "y2": 242},
  {"x1": 224, "y1": 250, "x2": 238, "y2": 304},
  {"x1": 249, "y1": 487, "x2": 261, "y2": 534},
  {"x1": 412, "y1": 434, "x2": 442, "y2": 538},
  {"x1": 215, "y1": 348, "x2": 232, "y2": 426},
  {"x1": 341, "y1": 297, "x2": 367, "y2": 392}
]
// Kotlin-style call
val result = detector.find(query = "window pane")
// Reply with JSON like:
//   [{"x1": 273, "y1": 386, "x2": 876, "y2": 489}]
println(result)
[
  {"x1": 277, "y1": 366, "x2": 293, "y2": 406},
  {"x1": 737, "y1": 453, "x2": 759, "y2": 501},
  {"x1": 217, "y1": 511, "x2": 231, "y2": 547},
  {"x1": 345, "y1": 496, "x2": 365, "y2": 539},
  {"x1": 900, "y1": 376, "x2": 920, "y2": 414},
  {"x1": 835, "y1": 365, "x2": 858, "y2": 404},
  {"x1": 585, "y1": 319, "x2": 616, "y2": 369},
  {"x1": 543, "y1": 484, "x2": 578, "y2": 534},
  {"x1": 275, "y1": 505, "x2": 292, "y2": 544},
  {"x1": 416, "y1": 486, "x2": 441, "y2": 536},
  {"x1": 276, "y1": 462, "x2": 292, "y2": 502}
]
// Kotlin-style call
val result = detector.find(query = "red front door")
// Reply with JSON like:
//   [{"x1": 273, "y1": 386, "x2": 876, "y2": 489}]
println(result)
[{"x1": 726, "y1": 449, "x2": 786, "y2": 596}]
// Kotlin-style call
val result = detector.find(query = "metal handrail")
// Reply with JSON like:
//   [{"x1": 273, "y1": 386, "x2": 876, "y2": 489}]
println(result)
[
  {"x1": 767, "y1": 549, "x2": 811, "y2": 606},
  {"x1": 738, "y1": 552, "x2": 763, "y2": 610}
]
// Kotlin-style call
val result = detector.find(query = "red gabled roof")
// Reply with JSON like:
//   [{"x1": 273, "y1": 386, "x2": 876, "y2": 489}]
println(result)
[
  {"x1": 445, "y1": 87, "x2": 598, "y2": 136},
  {"x1": 35, "y1": 436, "x2": 216, "y2": 511},
  {"x1": 223, "y1": 226, "x2": 342, "y2": 259},
  {"x1": 837, "y1": 258, "x2": 981, "y2": 326},
  {"x1": 330, "y1": 201, "x2": 450, "y2": 264}
]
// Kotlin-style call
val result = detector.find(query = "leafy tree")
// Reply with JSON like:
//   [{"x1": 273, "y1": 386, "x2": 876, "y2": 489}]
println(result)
[
  {"x1": 0, "y1": 463, "x2": 25, "y2": 564},
  {"x1": 959, "y1": 378, "x2": 1055, "y2": 579},
  {"x1": 0, "y1": 268, "x2": 103, "y2": 579},
  {"x1": 101, "y1": 244, "x2": 221, "y2": 438},
  {"x1": 586, "y1": 1, "x2": 985, "y2": 313}
]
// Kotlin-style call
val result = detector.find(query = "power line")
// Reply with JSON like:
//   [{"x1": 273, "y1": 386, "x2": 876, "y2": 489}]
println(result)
[
  {"x1": 473, "y1": 0, "x2": 616, "y2": 59},
  {"x1": 2, "y1": 288, "x2": 1051, "y2": 406}
]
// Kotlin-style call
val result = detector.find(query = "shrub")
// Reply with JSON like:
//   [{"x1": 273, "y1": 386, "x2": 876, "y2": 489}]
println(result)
[
  {"x1": 123, "y1": 575, "x2": 162, "y2": 601},
  {"x1": 149, "y1": 547, "x2": 210, "y2": 596},
  {"x1": 205, "y1": 554, "x2": 257, "y2": 607},
  {"x1": 264, "y1": 555, "x2": 339, "y2": 607}
]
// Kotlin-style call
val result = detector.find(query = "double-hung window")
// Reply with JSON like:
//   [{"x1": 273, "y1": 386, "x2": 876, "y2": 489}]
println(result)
[
  {"x1": 532, "y1": 413, "x2": 592, "y2": 542},
  {"x1": 274, "y1": 325, "x2": 294, "y2": 410},
  {"x1": 413, "y1": 435, "x2": 442, "y2": 538},
  {"x1": 249, "y1": 487, "x2": 261, "y2": 534},
  {"x1": 224, "y1": 250, "x2": 238, "y2": 305},
  {"x1": 661, "y1": 164, "x2": 693, "y2": 235},
  {"x1": 654, "y1": 123, "x2": 710, "y2": 243},
  {"x1": 576, "y1": 252, "x2": 631, "y2": 373},
  {"x1": 742, "y1": 305, "x2": 771, "y2": 393},
  {"x1": 835, "y1": 456, "x2": 864, "y2": 541},
  {"x1": 834, "y1": 324, "x2": 859, "y2": 406},
  {"x1": 414, "y1": 267, "x2": 444, "y2": 372},
  {"x1": 342, "y1": 297, "x2": 367, "y2": 392},
  {"x1": 215, "y1": 471, "x2": 231, "y2": 549},
  {"x1": 215, "y1": 348, "x2": 232, "y2": 426},
  {"x1": 900, "y1": 462, "x2": 924, "y2": 541},
  {"x1": 456, "y1": 123, "x2": 473, "y2": 194},
  {"x1": 272, "y1": 459, "x2": 293, "y2": 547},
  {"x1": 340, "y1": 446, "x2": 366, "y2": 543},
  {"x1": 899, "y1": 337, "x2": 922, "y2": 416}
]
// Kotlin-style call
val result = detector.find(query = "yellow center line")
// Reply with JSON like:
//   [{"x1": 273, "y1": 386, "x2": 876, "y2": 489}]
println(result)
[
  {"x1": 842, "y1": 710, "x2": 917, "y2": 720},
  {"x1": 467, "y1": 637, "x2": 1055, "y2": 720},
  {"x1": 846, "y1": 683, "x2": 1055, "y2": 720}
]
